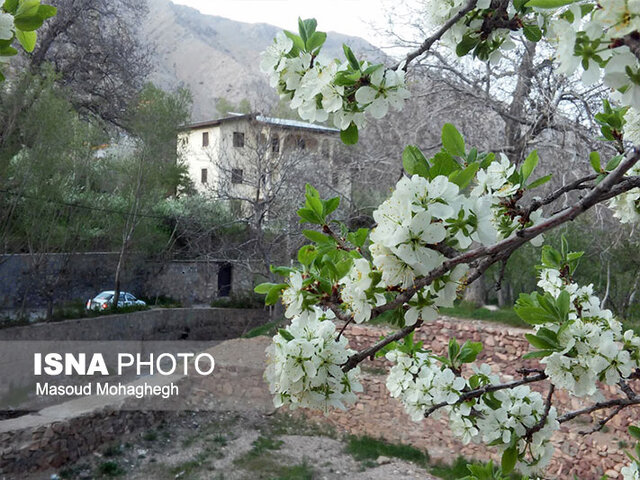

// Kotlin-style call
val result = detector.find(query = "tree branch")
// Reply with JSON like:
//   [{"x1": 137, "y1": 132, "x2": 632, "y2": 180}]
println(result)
[
  {"x1": 423, "y1": 372, "x2": 549, "y2": 417},
  {"x1": 393, "y1": 0, "x2": 478, "y2": 71},
  {"x1": 341, "y1": 320, "x2": 423, "y2": 372}
]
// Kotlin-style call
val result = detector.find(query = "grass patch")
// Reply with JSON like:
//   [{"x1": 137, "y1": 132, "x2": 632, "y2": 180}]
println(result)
[
  {"x1": 102, "y1": 443, "x2": 124, "y2": 457},
  {"x1": 272, "y1": 462, "x2": 315, "y2": 480},
  {"x1": 440, "y1": 301, "x2": 529, "y2": 329},
  {"x1": 97, "y1": 460, "x2": 125, "y2": 477},
  {"x1": 345, "y1": 435, "x2": 429, "y2": 468},
  {"x1": 170, "y1": 451, "x2": 212, "y2": 478},
  {"x1": 242, "y1": 318, "x2": 284, "y2": 338},
  {"x1": 266, "y1": 412, "x2": 336, "y2": 438},
  {"x1": 211, "y1": 293, "x2": 264, "y2": 309},
  {"x1": 430, "y1": 456, "x2": 525, "y2": 480},
  {"x1": 142, "y1": 430, "x2": 158, "y2": 442}
]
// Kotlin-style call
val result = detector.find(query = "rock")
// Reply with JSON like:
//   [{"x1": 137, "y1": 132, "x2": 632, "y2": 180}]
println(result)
[{"x1": 376, "y1": 455, "x2": 391, "y2": 465}]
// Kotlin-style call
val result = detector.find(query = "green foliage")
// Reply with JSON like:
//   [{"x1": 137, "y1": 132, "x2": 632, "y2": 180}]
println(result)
[
  {"x1": 440, "y1": 302, "x2": 529, "y2": 329},
  {"x1": 595, "y1": 99, "x2": 627, "y2": 143},
  {"x1": 215, "y1": 96, "x2": 251, "y2": 117},
  {"x1": 345, "y1": 435, "x2": 430, "y2": 467},
  {"x1": 242, "y1": 318, "x2": 285, "y2": 338},
  {"x1": 210, "y1": 293, "x2": 265, "y2": 309},
  {"x1": 0, "y1": 0, "x2": 56, "y2": 80},
  {"x1": 97, "y1": 460, "x2": 125, "y2": 476}
]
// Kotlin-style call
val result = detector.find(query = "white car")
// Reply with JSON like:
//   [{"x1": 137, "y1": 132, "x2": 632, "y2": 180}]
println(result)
[{"x1": 85, "y1": 291, "x2": 146, "y2": 311}]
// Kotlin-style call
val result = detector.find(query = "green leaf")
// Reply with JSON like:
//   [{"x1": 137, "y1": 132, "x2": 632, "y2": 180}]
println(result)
[
  {"x1": 348, "y1": 228, "x2": 369, "y2": 247},
  {"x1": 302, "y1": 229, "x2": 333, "y2": 243},
  {"x1": 430, "y1": 152, "x2": 461, "y2": 178},
  {"x1": 254, "y1": 282, "x2": 276, "y2": 294},
  {"x1": 15, "y1": 28, "x2": 35, "y2": 52},
  {"x1": 306, "y1": 31, "x2": 326, "y2": 52},
  {"x1": 3, "y1": 0, "x2": 18, "y2": 14},
  {"x1": 448, "y1": 337, "x2": 460, "y2": 362},
  {"x1": 541, "y1": 245, "x2": 562, "y2": 268},
  {"x1": 442, "y1": 123, "x2": 465, "y2": 157},
  {"x1": 284, "y1": 30, "x2": 305, "y2": 51},
  {"x1": 297, "y1": 207, "x2": 323, "y2": 224},
  {"x1": 13, "y1": 15, "x2": 43, "y2": 31},
  {"x1": 525, "y1": 333, "x2": 557, "y2": 350},
  {"x1": 302, "y1": 18, "x2": 317, "y2": 37},
  {"x1": 501, "y1": 446, "x2": 518, "y2": 474},
  {"x1": 525, "y1": 0, "x2": 577, "y2": 8},
  {"x1": 402, "y1": 145, "x2": 430, "y2": 178},
  {"x1": 523, "y1": 23, "x2": 542, "y2": 41},
  {"x1": 458, "y1": 341, "x2": 483, "y2": 363},
  {"x1": 342, "y1": 44, "x2": 360, "y2": 71},
  {"x1": 323, "y1": 197, "x2": 340, "y2": 216},
  {"x1": 37, "y1": 4, "x2": 56, "y2": 19},
  {"x1": 298, "y1": 244, "x2": 317, "y2": 266},
  {"x1": 307, "y1": 195, "x2": 324, "y2": 219},
  {"x1": 0, "y1": 45, "x2": 17, "y2": 56},
  {"x1": 515, "y1": 306, "x2": 557, "y2": 325},
  {"x1": 629, "y1": 425, "x2": 640, "y2": 441},
  {"x1": 589, "y1": 151, "x2": 602, "y2": 173},
  {"x1": 340, "y1": 122, "x2": 358, "y2": 145},
  {"x1": 298, "y1": 17, "x2": 308, "y2": 44},
  {"x1": 521, "y1": 150, "x2": 539, "y2": 182},
  {"x1": 526, "y1": 174, "x2": 552, "y2": 189},
  {"x1": 557, "y1": 290, "x2": 571, "y2": 321},
  {"x1": 605, "y1": 155, "x2": 623, "y2": 171},
  {"x1": 450, "y1": 162, "x2": 479, "y2": 189},
  {"x1": 456, "y1": 33, "x2": 478, "y2": 57},
  {"x1": 266, "y1": 283, "x2": 286, "y2": 305},
  {"x1": 522, "y1": 350, "x2": 554, "y2": 359},
  {"x1": 278, "y1": 328, "x2": 294, "y2": 341},
  {"x1": 15, "y1": 0, "x2": 39, "y2": 18}
]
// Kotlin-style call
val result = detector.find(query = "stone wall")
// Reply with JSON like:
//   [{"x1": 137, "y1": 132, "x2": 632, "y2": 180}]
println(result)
[
  {"x1": 0, "y1": 307, "x2": 267, "y2": 341},
  {"x1": 0, "y1": 253, "x2": 256, "y2": 316}
]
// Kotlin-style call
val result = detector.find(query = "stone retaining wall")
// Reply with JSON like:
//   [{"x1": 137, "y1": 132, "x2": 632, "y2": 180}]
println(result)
[{"x1": 0, "y1": 307, "x2": 267, "y2": 341}]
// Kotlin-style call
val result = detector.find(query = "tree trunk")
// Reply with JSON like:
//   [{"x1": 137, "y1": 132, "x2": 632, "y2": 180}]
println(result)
[{"x1": 463, "y1": 275, "x2": 486, "y2": 307}]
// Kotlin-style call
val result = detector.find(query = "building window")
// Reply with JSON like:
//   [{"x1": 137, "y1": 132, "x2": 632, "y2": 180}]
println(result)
[
  {"x1": 271, "y1": 135, "x2": 279, "y2": 153},
  {"x1": 233, "y1": 131, "x2": 244, "y2": 147},
  {"x1": 201, "y1": 168, "x2": 208, "y2": 184},
  {"x1": 231, "y1": 168, "x2": 243, "y2": 184},
  {"x1": 202, "y1": 131, "x2": 209, "y2": 147}
]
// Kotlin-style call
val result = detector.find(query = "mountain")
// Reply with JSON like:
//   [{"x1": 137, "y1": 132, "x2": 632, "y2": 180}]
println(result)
[{"x1": 143, "y1": 0, "x2": 386, "y2": 121}]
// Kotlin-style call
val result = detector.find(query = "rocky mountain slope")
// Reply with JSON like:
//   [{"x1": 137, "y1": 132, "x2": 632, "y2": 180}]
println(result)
[{"x1": 143, "y1": 0, "x2": 385, "y2": 121}]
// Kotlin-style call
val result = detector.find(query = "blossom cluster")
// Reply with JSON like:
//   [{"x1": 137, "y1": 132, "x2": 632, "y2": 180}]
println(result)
[
  {"x1": 264, "y1": 307, "x2": 362, "y2": 413},
  {"x1": 535, "y1": 266, "x2": 640, "y2": 397},
  {"x1": 609, "y1": 107, "x2": 640, "y2": 223},
  {"x1": 546, "y1": 2, "x2": 640, "y2": 109},
  {"x1": 386, "y1": 351, "x2": 558, "y2": 474},
  {"x1": 260, "y1": 31, "x2": 410, "y2": 133},
  {"x1": 622, "y1": 461, "x2": 640, "y2": 480}
]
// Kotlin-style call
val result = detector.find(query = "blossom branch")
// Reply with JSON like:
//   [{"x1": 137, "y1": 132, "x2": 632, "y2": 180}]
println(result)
[
  {"x1": 393, "y1": 0, "x2": 478, "y2": 71},
  {"x1": 525, "y1": 384, "x2": 555, "y2": 439},
  {"x1": 578, "y1": 404, "x2": 626, "y2": 435},
  {"x1": 423, "y1": 372, "x2": 549, "y2": 417},
  {"x1": 341, "y1": 320, "x2": 423, "y2": 372},
  {"x1": 373, "y1": 151, "x2": 640, "y2": 318},
  {"x1": 558, "y1": 395, "x2": 640, "y2": 424}
]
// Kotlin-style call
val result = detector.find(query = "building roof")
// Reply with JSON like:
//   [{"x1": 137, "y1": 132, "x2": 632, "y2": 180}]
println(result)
[{"x1": 182, "y1": 113, "x2": 339, "y2": 134}]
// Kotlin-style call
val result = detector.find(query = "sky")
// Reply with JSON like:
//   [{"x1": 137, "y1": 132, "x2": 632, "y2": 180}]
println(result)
[{"x1": 170, "y1": 0, "x2": 392, "y2": 47}]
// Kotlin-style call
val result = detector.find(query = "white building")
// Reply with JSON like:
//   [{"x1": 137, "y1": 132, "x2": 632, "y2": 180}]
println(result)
[{"x1": 177, "y1": 113, "x2": 350, "y2": 203}]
